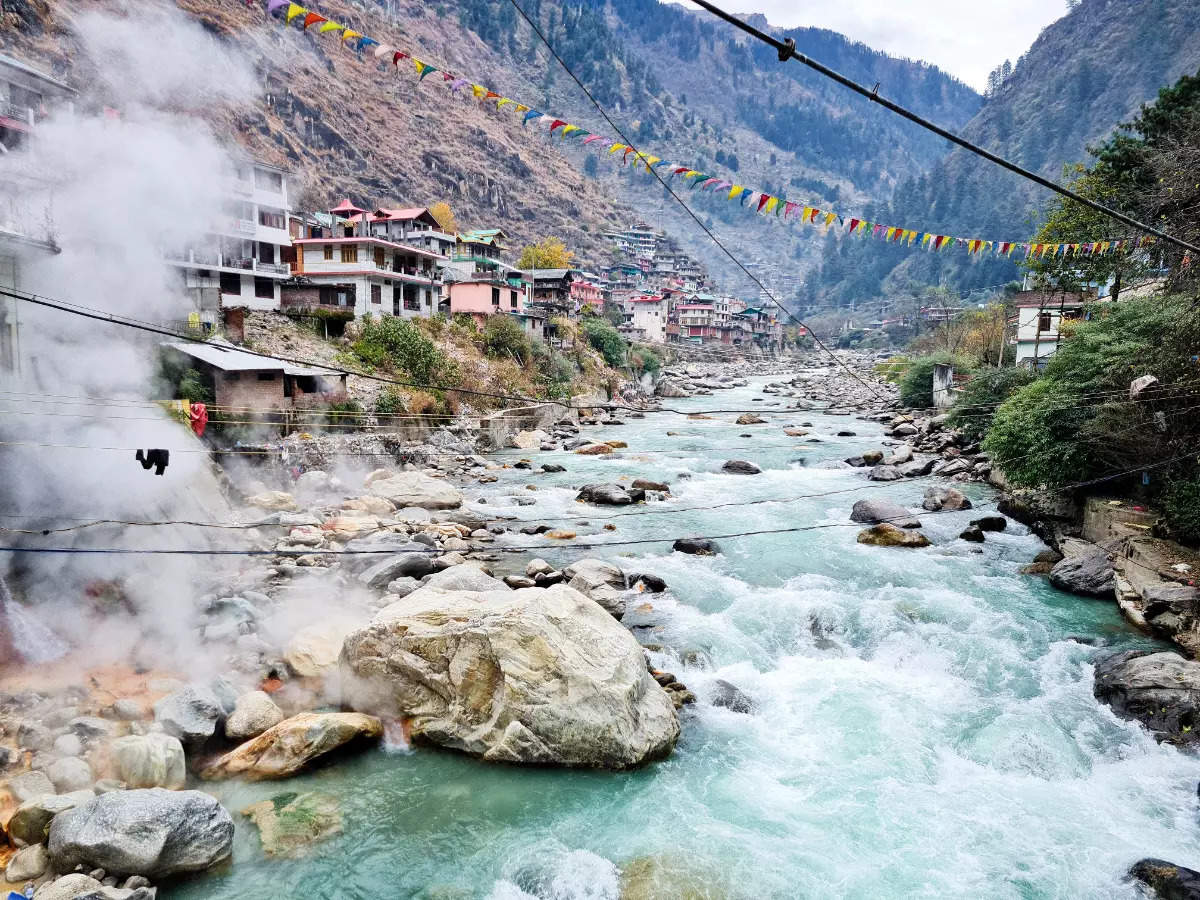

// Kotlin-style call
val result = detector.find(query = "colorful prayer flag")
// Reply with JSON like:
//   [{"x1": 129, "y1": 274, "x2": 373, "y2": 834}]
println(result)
[{"x1": 285, "y1": 3, "x2": 306, "y2": 23}]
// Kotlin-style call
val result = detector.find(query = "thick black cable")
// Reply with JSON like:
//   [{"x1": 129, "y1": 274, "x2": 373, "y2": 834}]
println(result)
[
  {"x1": 501, "y1": 0, "x2": 889, "y2": 405},
  {"x1": 687, "y1": 0, "x2": 1200, "y2": 256}
]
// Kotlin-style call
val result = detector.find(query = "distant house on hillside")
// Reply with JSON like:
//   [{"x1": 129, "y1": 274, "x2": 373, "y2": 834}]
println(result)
[
  {"x1": 1009, "y1": 288, "x2": 1099, "y2": 368},
  {"x1": 0, "y1": 53, "x2": 75, "y2": 153}
]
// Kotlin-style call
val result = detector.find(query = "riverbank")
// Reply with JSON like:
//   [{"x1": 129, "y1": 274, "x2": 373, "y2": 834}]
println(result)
[{"x1": 3, "y1": 356, "x2": 1199, "y2": 898}]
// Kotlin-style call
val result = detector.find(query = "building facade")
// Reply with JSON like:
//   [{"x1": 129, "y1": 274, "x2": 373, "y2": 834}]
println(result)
[{"x1": 1010, "y1": 289, "x2": 1097, "y2": 367}]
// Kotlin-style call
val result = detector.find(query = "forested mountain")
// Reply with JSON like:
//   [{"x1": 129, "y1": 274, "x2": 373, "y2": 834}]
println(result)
[{"x1": 802, "y1": 0, "x2": 1200, "y2": 309}]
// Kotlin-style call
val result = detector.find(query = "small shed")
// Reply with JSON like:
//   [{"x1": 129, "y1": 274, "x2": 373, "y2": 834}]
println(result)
[{"x1": 163, "y1": 341, "x2": 347, "y2": 412}]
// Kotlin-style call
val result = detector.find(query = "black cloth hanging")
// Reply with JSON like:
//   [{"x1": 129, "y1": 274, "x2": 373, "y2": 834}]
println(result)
[{"x1": 135, "y1": 448, "x2": 170, "y2": 476}]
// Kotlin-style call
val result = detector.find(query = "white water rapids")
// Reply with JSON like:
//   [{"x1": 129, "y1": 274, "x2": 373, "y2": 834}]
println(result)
[{"x1": 173, "y1": 375, "x2": 1200, "y2": 899}]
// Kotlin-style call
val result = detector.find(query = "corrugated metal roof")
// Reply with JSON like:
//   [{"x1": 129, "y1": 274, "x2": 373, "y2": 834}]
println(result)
[{"x1": 164, "y1": 341, "x2": 340, "y2": 377}]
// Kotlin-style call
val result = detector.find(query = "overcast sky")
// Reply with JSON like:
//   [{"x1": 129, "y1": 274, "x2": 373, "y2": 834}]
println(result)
[{"x1": 671, "y1": 1, "x2": 1070, "y2": 91}]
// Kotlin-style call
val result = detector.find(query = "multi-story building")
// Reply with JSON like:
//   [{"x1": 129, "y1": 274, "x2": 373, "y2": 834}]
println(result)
[
  {"x1": 570, "y1": 277, "x2": 604, "y2": 313},
  {"x1": 525, "y1": 269, "x2": 580, "y2": 319},
  {"x1": 626, "y1": 294, "x2": 667, "y2": 345},
  {"x1": 1009, "y1": 289, "x2": 1097, "y2": 368},
  {"x1": 368, "y1": 207, "x2": 457, "y2": 259},
  {"x1": 0, "y1": 54, "x2": 75, "y2": 153},
  {"x1": 449, "y1": 229, "x2": 515, "y2": 279},
  {"x1": 282, "y1": 200, "x2": 444, "y2": 319},
  {"x1": 167, "y1": 159, "x2": 293, "y2": 323}
]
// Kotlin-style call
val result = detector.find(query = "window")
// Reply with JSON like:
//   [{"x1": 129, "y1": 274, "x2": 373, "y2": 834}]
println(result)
[
  {"x1": 1038, "y1": 312, "x2": 1052, "y2": 333},
  {"x1": 424, "y1": 290, "x2": 431, "y2": 307},
  {"x1": 257, "y1": 372, "x2": 275, "y2": 381},
  {"x1": 258, "y1": 208, "x2": 285, "y2": 229},
  {"x1": 219, "y1": 272, "x2": 241, "y2": 295},
  {"x1": 403, "y1": 286, "x2": 420, "y2": 311},
  {"x1": 254, "y1": 278, "x2": 274, "y2": 299},
  {"x1": 253, "y1": 168, "x2": 283, "y2": 192},
  {"x1": 510, "y1": 290, "x2": 518, "y2": 309},
  {"x1": 371, "y1": 284, "x2": 382, "y2": 305},
  {"x1": 491, "y1": 287, "x2": 500, "y2": 306},
  {"x1": 374, "y1": 248, "x2": 385, "y2": 268},
  {"x1": 341, "y1": 245, "x2": 358, "y2": 264},
  {"x1": 323, "y1": 244, "x2": 333, "y2": 260}
]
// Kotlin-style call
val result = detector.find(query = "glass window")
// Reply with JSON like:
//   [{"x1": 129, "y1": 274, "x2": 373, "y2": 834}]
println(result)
[
  {"x1": 257, "y1": 372, "x2": 275, "y2": 381},
  {"x1": 374, "y1": 248, "x2": 385, "y2": 268},
  {"x1": 341, "y1": 245, "x2": 358, "y2": 264},
  {"x1": 1038, "y1": 312, "x2": 1052, "y2": 332},
  {"x1": 491, "y1": 287, "x2": 500, "y2": 306},
  {"x1": 254, "y1": 277, "x2": 274, "y2": 299},
  {"x1": 219, "y1": 272, "x2": 241, "y2": 295},
  {"x1": 371, "y1": 284, "x2": 382, "y2": 305},
  {"x1": 323, "y1": 244, "x2": 333, "y2": 260},
  {"x1": 510, "y1": 290, "x2": 518, "y2": 309},
  {"x1": 254, "y1": 168, "x2": 283, "y2": 192}
]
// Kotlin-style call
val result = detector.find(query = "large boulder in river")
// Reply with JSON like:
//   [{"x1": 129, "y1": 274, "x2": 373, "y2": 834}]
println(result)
[
  {"x1": 849, "y1": 499, "x2": 921, "y2": 529},
  {"x1": 1129, "y1": 858, "x2": 1200, "y2": 899},
  {"x1": 367, "y1": 472, "x2": 462, "y2": 510},
  {"x1": 1093, "y1": 650, "x2": 1200, "y2": 746},
  {"x1": 153, "y1": 685, "x2": 226, "y2": 745},
  {"x1": 225, "y1": 691, "x2": 285, "y2": 741},
  {"x1": 673, "y1": 537, "x2": 719, "y2": 555},
  {"x1": 922, "y1": 486, "x2": 972, "y2": 511},
  {"x1": 47, "y1": 789, "x2": 233, "y2": 878},
  {"x1": 201, "y1": 713, "x2": 383, "y2": 781},
  {"x1": 654, "y1": 378, "x2": 689, "y2": 398},
  {"x1": 340, "y1": 584, "x2": 679, "y2": 768},
  {"x1": 285, "y1": 621, "x2": 360, "y2": 677},
  {"x1": 856, "y1": 524, "x2": 930, "y2": 548},
  {"x1": 576, "y1": 483, "x2": 645, "y2": 505},
  {"x1": 867, "y1": 465, "x2": 903, "y2": 482},
  {"x1": 1048, "y1": 540, "x2": 1115, "y2": 599},
  {"x1": 735, "y1": 413, "x2": 765, "y2": 425},
  {"x1": 722, "y1": 460, "x2": 761, "y2": 475}
]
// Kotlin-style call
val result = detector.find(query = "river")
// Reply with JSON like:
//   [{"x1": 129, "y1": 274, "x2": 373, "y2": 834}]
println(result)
[{"x1": 173, "y1": 374, "x2": 1200, "y2": 899}]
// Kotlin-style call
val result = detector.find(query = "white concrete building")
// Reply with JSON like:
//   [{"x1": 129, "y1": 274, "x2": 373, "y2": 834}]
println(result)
[
  {"x1": 1009, "y1": 289, "x2": 1097, "y2": 368},
  {"x1": 627, "y1": 294, "x2": 667, "y2": 345},
  {"x1": 0, "y1": 53, "x2": 75, "y2": 153},
  {"x1": 166, "y1": 160, "x2": 293, "y2": 323}
]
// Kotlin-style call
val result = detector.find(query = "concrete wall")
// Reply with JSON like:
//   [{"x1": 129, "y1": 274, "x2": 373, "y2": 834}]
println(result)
[
  {"x1": 932, "y1": 363, "x2": 955, "y2": 409},
  {"x1": 215, "y1": 369, "x2": 285, "y2": 411}
]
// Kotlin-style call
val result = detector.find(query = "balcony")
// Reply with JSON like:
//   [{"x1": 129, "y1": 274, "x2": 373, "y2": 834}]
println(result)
[
  {"x1": 230, "y1": 218, "x2": 256, "y2": 236},
  {"x1": 255, "y1": 261, "x2": 290, "y2": 276},
  {"x1": 0, "y1": 103, "x2": 33, "y2": 125}
]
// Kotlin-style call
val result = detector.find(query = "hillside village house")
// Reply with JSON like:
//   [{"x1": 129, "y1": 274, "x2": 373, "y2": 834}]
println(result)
[
  {"x1": 282, "y1": 199, "x2": 444, "y2": 319},
  {"x1": 527, "y1": 269, "x2": 580, "y2": 318},
  {"x1": 164, "y1": 340, "x2": 347, "y2": 414},
  {"x1": 1009, "y1": 288, "x2": 1097, "y2": 367},
  {"x1": 368, "y1": 207, "x2": 457, "y2": 259},
  {"x1": 623, "y1": 294, "x2": 667, "y2": 344},
  {"x1": 449, "y1": 229, "x2": 518, "y2": 279},
  {"x1": 570, "y1": 277, "x2": 604, "y2": 313},
  {"x1": 0, "y1": 53, "x2": 75, "y2": 153},
  {"x1": 167, "y1": 160, "x2": 293, "y2": 325}
]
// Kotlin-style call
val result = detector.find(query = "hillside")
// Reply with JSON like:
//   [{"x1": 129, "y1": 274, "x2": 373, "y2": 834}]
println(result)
[
  {"x1": 803, "y1": 0, "x2": 1200, "y2": 307},
  {"x1": 1, "y1": 0, "x2": 978, "y2": 296}
]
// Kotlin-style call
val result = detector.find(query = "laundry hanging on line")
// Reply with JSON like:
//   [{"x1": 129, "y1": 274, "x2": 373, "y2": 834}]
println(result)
[{"x1": 135, "y1": 448, "x2": 170, "y2": 476}]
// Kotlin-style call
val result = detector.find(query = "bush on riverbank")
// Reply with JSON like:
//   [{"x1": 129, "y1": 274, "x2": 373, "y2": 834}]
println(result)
[
  {"x1": 898, "y1": 353, "x2": 971, "y2": 408},
  {"x1": 1162, "y1": 475, "x2": 1200, "y2": 546},
  {"x1": 982, "y1": 295, "x2": 1200, "y2": 491},
  {"x1": 948, "y1": 367, "x2": 1035, "y2": 441},
  {"x1": 352, "y1": 315, "x2": 458, "y2": 386},
  {"x1": 581, "y1": 315, "x2": 628, "y2": 368}
]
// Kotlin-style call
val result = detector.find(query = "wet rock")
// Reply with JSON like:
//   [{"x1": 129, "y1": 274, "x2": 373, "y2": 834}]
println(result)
[
  {"x1": 241, "y1": 791, "x2": 342, "y2": 857},
  {"x1": 856, "y1": 524, "x2": 931, "y2": 548},
  {"x1": 849, "y1": 499, "x2": 921, "y2": 529},
  {"x1": 881, "y1": 446, "x2": 913, "y2": 466},
  {"x1": 421, "y1": 564, "x2": 508, "y2": 593},
  {"x1": 510, "y1": 430, "x2": 549, "y2": 450},
  {"x1": 385, "y1": 576, "x2": 421, "y2": 598},
  {"x1": 46, "y1": 756, "x2": 92, "y2": 793},
  {"x1": 541, "y1": 463, "x2": 566, "y2": 473},
  {"x1": 636, "y1": 574, "x2": 667, "y2": 593},
  {"x1": 6, "y1": 841, "x2": 48, "y2": 881},
  {"x1": 710, "y1": 679, "x2": 756, "y2": 714},
  {"x1": 672, "y1": 538, "x2": 719, "y2": 555},
  {"x1": 631, "y1": 479, "x2": 670, "y2": 493},
  {"x1": 1129, "y1": 857, "x2": 1200, "y2": 899},
  {"x1": 861, "y1": 450, "x2": 884, "y2": 465},
  {"x1": 153, "y1": 685, "x2": 225, "y2": 745},
  {"x1": 19, "y1": 721, "x2": 53, "y2": 751},
  {"x1": 892, "y1": 423, "x2": 918, "y2": 436},
  {"x1": 225, "y1": 691, "x2": 285, "y2": 741},
  {"x1": 353, "y1": 543, "x2": 440, "y2": 587},
  {"x1": 619, "y1": 854, "x2": 725, "y2": 900},
  {"x1": 1021, "y1": 548, "x2": 1063, "y2": 575},
  {"x1": 867, "y1": 465, "x2": 903, "y2": 482},
  {"x1": 654, "y1": 378, "x2": 689, "y2": 398},
  {"x1": 735, "y1": 413, "x2": 765, "y2": 425},
  {"x1": 111, "y1": 733, "x2": 185, "y2": 790},
  {"x1": 575, "y1": 443, "x2": 615, "y2": 456},
  {"x1": 202, "y1": 713, "x2": 381, "y2": 781},
  {"x1": 526, "y1": 558, "x2": 554, "y2": 577},
  {"x1": 563, "y1": 559, "x2": 627, "y2": 619},
  {"x1": 53, "y1": 733, "x2": 84, "y2": 758},
  {"x1": 576, "y1": 483, "x2": 644, "y2": 505},
  {"x1": 1093, "y1": 650, "x2": 1200, "y2": 746},
  {"x1": 1048, "y1": 541, "x2": 1115, "y2": 599},
  {"x1": 48, "y1": 788, "x2": 234, "y2": 878},
  {"x1": 367, "y1": 472, "x2": 463, "y2": 510},
  {"x1": 922, "y1": 486, "x2": 972, "y2": 511},
  {"x1": 934, "y1": 458, "x2": 970, "y2": 477},
  {"x1": 341, "y1": 584, "x2": 679, "y2": 768},
  {"x1": 971, "y1": 515, "x2": 1007, "y2": 532},
  {"x1": 896, "y1": 458, "x2": 936, "y2": 478},
  {"x1": 959, "y1": 525, "x2": 985, "y2": 543},
  {"x1": 721, "y1": 460, "x2": 761, "y2": 475},
  {"x1": 504, "y1": 575, "x2": 537, "y2": 589},
  {"x1": 7, "y1": 790, "x2": 93, "y2": 846}
]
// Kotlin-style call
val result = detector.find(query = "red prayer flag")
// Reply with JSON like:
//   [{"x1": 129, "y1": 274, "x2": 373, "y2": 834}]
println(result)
[
  {"x1": 757, "y1": 194, "x2": 771, "y2": 213},
  {"x1": 302, "y1": 12, "x2": 325, "y2": 28}
]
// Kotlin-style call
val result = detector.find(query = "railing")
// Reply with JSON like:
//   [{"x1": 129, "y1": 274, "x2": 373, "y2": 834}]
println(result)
[
  {"x1": 0, "y1": 103, "x2": 32, "y2": 124},
  {"x1": 231, "y1": 219, "x2": 256, "y2": 236},
  {"x1": 255, "y1": 261, "x2": 290, "y2": 276}
]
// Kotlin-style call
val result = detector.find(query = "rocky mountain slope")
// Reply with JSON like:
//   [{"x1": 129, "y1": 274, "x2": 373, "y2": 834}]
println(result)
[
  {"x1": 803, "y1": 0, "x2": 1200, "y2": 307},
  {"x1": 1, "y1": 0, "x2": 978, "y2": 294}
]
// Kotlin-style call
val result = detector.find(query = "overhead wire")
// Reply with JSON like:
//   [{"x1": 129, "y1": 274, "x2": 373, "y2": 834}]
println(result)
[{"x1": 686, "y1": 0, "x2": 1200, "y2": 256}]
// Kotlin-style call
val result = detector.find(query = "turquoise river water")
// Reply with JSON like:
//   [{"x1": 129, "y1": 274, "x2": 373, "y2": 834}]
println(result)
[{"x1": 173, "y1": 375, "x2": 1200, "y2": 899}]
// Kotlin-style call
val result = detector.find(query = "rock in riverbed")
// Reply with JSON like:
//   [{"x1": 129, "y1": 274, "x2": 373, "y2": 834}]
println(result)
[
  {"x1": 1048, "y1": 539, "x2": 1115, "y2": 599},
  {"x1": 48, "y1": 789, "x2": 233, "y2": 878},
  {"x1": 1129, "y1": 858, "x2": 1200, "y2": 899},
  {"x1": 849, "y1": 499, "x2": 921, "y2": 529},
  {"x1": 366, "y1": 471, "x2": 462, "y2": 510},
  {"x1": 722, "y1": 460, "x2": 761, "y2": 475},
  {"x1": 340, "y1": 584, "x2": 679, "y2": 768},
  {"x1": 111, "y1": 733, "x2": 185, "y2": 789},
  {"x1": 241, "y1": 791, "x2": 342, "y2": 857},
  {"x1": 202, "y1": 713, "x2": 382, "y2": 781},
  {"x1": 922, "y1": 486, "x2": 972, "y2": 511},
  {"x1": 856, "y1": 524, "x2": 931, "y2": 548},
  {"x1": 1093, "y1": 650, "x2": 1200, "y2": 746},
  {"x1": 673, "y1": 537, "x2": 719, "y2": 555},
  {"x1": 564, "y1": 558, "x2": 628, "y2": 619},
  {"x1": 577, "y1": 483, "x2": 645, "y2": 505}
]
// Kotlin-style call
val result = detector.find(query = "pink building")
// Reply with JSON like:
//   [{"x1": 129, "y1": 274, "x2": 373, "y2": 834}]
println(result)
[
  {"x1": 570, "y1": 278, "x2": 603, "y2": 313},
  {"x1": 449, "y1": 279, "x2": 526, "y2": 328}
]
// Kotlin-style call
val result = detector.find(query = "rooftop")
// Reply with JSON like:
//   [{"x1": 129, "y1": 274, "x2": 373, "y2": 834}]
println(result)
[
  {"x1": 164, "y1": 340, "x2": 337, "y2": 377},
  {"x1": 0, "y1": 53, "x2": 75, "y2": 94}
]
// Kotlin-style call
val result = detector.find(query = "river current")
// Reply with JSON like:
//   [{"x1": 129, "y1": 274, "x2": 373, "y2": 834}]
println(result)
[{"x1": 174, "y1": 375, "x2": 1200, "y2": 899}]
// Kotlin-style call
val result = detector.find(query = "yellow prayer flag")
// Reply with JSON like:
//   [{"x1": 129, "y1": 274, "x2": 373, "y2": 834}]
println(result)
[
  {"x1": 921, "y1": 233, "x2": 932, "y2": 248},
  {"x1": 471, "y1": 85, "x2": 486, "y2": 98},
  {"x1": 342, "y1": 29, "x2": 361, "y2": 42},
  {"x1": 729, "y1": 186, "x2": 745, "y2": 200},
  {"x1": 824, "y1": 212, "x2": 836, "y2": 227},
  {"x1": 644, "y1": 156, "x2": 661, "y2": 168},
  {"x1": 765, "y1": 197, "x2": 779, "y2": 214},
  {"x1": 515, "y1": 104, "x2": 529, "y2": 113},
  {"x1": 800, "y1": 206, "x2": 813, "y2": 223},
  {"x1": 561, "y1": 125, "x2": 580, "y2": 138},
  {"x1": 286, "y1": 3, "x2": 306, "y2": 23},
  {"x1": 497, "y1": 98, "x2": 512, "y2": 108},
  {"x1": 318, "y1": 21, "x2": 341, "y2": 33},
  {"x1": 609, "y1": 143, "x2": 626, "y2": 154}
]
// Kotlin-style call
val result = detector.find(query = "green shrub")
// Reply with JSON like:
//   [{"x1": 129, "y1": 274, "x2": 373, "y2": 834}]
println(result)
[
  {"x1": 898, "y1": 353, "x2": 969, "y2": 408},
  {"x1": 1161, "y1": 475, "x2": 1200, "y2": 546},
  {"x1": 351, "y1": 314, "x2": 457, "y2": 386},
  {"x1": 581, "y1": 317, "x2": 628, "y2": 368},
  {"x1": 323, "y1": 399, "x2": 364, "y2": 430},
  {"x1": 948, "y1": 367, "x2": 1035, "y2": 441},
  {"x1": 177, "y1": 368, "x2": 213, "y2": 405},
  {"x1": 982, "y1": 379, "x2": 1095, "y2": 487},
  {"x1": 630, "y1": 345, "x2": 661, "y2": 376},
  {"x1": 374, "y1": 387, "x2": 405, "y2": 419},
  {"x1": 874, "y1": 356, "x2": 910, "y2": 384},
  {"x1": 483, "y1": 314, "x2": 531, "y2": 365}
]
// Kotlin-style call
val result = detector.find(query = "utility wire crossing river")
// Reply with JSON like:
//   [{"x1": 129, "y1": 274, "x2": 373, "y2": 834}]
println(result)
[{"x1": 175, "y1": 376, "x2": 1199, "y2": 900}]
